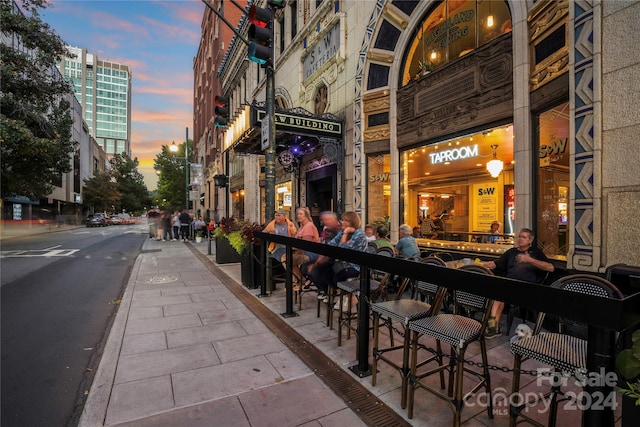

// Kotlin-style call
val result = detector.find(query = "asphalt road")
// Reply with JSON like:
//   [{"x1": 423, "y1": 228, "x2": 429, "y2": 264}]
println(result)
[{"x1": 1, "y1": 225, "x2": 146, "y2": 427}]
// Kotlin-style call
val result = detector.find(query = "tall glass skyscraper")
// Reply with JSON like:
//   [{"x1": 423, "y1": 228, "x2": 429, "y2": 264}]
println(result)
[{"x1": 58, "y1": 46, "x2": 132, "y2": 157}]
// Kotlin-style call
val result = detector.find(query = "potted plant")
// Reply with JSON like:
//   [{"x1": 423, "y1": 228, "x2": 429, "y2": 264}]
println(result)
[
  {"x1": 213, "y1": 217, "x2": 262, "y2": 264},
  {"x1": 195, "y1": 229, "x2": 204, "y2": 243},
  {"x1": 616, "y1": 329, "x2": 640, "y2": 426}
]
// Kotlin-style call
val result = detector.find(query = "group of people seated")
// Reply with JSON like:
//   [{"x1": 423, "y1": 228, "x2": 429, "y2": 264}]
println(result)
[
  {"x1": 264, "y1": 208, "x2": 555, "y2": 340},
  {"x1": 265, "y1": 208, "x2": 367, "y2": 307}
]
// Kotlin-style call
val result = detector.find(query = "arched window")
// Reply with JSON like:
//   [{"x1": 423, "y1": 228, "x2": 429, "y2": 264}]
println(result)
[{"x1": 401, "y1": 0, "x2": 511, "y2": 86}]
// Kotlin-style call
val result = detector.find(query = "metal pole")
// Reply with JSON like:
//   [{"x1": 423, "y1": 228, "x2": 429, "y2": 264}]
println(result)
[
  {"x1": 262, "y1": 15, "x2": 277, "y2": 297},
  {"x1": 349, "y1": 267, "x2": 372, "y2": 378},
  {"x1": 185, "y1": 127, "x2": 189, "y2": 211},
  {"x1": 280, "y1": 245, "x2": 297, "y2": 317}
]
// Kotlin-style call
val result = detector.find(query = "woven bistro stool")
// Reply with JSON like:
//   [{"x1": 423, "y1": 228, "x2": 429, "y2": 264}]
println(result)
[
  {"x1": 509, "y1": 275, "x2": 623, "y2": 427},
  {"x1": 371, "y1": 256, "x2": 449, "y2": 408},
  {"x1": 406, "y1": 265, "x2": 495, "y2": 427},
  {"x1": 336, "y1": 270, "x2": 392, "y2": 349},
  {"x1": 371, "y1": 297, "x2": 442, "y2": 409}
]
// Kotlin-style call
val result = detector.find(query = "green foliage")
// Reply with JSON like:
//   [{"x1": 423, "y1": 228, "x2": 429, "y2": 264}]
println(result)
[
  {"x1": 616, "y1": 329, "x2": 640, "y2": 405},
  {"x1": 153, "y1": 141, "x2": 193, "y2": 209},
  {"x1": 82, "y1": 170, "x2": 120, "y2": 212},
  {"x1": 213, "y1": 217, "x2": 262, "y2": 254},
  {"x1": 370, "y1": 215, "x2": 391, "y2": 237},
  {"x1": 110, "y1": 153, "x2": 151, "y2": 213},
  {"x1": 0, "y1": 0, "x2": 76, "y2": 200}
]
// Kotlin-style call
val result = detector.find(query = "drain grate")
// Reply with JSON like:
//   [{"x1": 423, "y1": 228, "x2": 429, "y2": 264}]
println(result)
[{"x1": 190, "y1": 246, "x2": 411, "y2": 427}]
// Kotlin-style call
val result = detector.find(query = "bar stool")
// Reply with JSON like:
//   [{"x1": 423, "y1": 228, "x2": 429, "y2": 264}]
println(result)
[
  {"x1": 336, "y1": 269, "x2": 393, "y2": 348},
  {"x1": 509, "y1": 275, "x2": 623, "y2": 427},
  {"x1": 407, "y1": 264, "x2": 495, "y2": 426},
  {"x1": 370, "y1": 256, "x2": 448, "y2": 409}
]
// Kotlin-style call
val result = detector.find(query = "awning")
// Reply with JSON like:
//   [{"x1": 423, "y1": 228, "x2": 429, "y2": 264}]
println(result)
[{"x1": 225, "y1": 103, "x2": 343, "y2": 154}]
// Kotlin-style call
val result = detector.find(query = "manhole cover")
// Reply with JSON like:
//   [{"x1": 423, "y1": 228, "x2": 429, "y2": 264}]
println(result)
[{"x1": 139, "y1": 275, "x2": 179, "y2": 284}]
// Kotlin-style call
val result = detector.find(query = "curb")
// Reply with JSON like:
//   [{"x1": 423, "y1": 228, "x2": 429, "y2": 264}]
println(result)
[{"x1": 77, "y1": 240, "x2": 145, "y2": 427}]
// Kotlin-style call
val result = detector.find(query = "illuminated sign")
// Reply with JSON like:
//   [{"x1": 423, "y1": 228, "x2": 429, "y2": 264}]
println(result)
[
  {"x1": 255, "y1": 109, "x2": 342, "y2": 136},
  {"x1": 429, "y1": 144, "x2": 478, "y2": 164}
]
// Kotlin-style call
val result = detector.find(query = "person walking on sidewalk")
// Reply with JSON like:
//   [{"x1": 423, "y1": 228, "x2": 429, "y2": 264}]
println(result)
[
  {"x1": 179, "y1": 209, "x2": 192, "y2": 242},
  {"x1": 171, "y1": 211, "x2": 180, "y2": 241}
]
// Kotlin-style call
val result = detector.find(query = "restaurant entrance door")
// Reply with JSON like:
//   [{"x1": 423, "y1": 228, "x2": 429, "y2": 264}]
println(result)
[{"x1": 306, "y1": 164, "x2": 337, "y2": 229}]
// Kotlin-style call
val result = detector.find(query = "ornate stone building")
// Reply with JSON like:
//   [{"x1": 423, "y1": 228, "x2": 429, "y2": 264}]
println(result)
[{"x1": 195, "y1": 0, "x2": 640, "y2": 272}]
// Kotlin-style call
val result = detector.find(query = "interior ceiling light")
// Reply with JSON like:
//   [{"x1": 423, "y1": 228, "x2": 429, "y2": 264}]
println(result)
[{"x1": 486, "y1": 144, "x2": 504, "y2": 178}]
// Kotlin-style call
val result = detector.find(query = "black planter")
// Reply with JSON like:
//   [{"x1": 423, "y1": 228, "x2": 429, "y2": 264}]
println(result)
[
  {"x1": 215, "y1": 237, "x2": 242, "y2": 264},
  {"x1": 241, "y1": 244, "x2": 263, "y2": 289},
  {"x1": 623, "y1": 393, "x2": 640, "y2": 427}
]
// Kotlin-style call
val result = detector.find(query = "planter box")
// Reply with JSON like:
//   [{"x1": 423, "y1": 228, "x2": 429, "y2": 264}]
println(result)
[
  {"x1": 215, "y1": 237, "x2": 242, "y2": 264},
  {"x1": 241, "y1": 244, "x2": 263, "y2": 289},
  {"x1": 623, "y1": 393, "x2": 640, "y2": 427}
]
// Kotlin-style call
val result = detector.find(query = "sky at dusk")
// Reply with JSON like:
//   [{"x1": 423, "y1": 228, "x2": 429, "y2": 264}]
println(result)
[{"x1": 41, "y1": 0, "x2": 206, "y2": 190}]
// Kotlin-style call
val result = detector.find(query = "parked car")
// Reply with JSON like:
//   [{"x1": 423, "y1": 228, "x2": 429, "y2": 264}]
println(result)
[
  {"x1": 86, "y1": 213, "x2": 108, "y2": 227},
  {"x1": 110, "y1": 215, "x2": 122, "y2": 225}
]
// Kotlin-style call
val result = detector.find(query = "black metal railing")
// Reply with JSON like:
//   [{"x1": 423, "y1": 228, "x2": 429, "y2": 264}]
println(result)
[{"x1": 253, "y1": 231, "x2": 640, "y2": 426}]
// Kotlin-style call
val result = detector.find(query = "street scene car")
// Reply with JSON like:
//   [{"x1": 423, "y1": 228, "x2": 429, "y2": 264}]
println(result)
[{"x1": 86, "y1": 213, "x2": 109, "y2": 227}]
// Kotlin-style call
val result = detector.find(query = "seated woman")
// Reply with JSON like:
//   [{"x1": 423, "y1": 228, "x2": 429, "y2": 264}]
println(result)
[
  {"x1": 304, "y1": 211, "x2": 368, "y2": 302},
  {"x1": 285, "y1": 207, "x2": 319, "y2": 287}
]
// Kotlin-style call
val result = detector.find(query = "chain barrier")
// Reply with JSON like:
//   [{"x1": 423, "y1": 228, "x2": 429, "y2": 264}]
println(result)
[{"x1": 371, "y1": 298, "x2": 549, "y2": 378}]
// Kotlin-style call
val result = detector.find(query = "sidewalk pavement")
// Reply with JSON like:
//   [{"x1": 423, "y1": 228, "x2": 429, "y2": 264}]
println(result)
[{"x1": 79, "y1": 236, "x2": 590, "y2": 427}]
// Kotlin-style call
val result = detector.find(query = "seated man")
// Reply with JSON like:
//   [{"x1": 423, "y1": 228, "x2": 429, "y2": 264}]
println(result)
[
  {"x1": 263, "y1": 209, "x2": 297, "y2": 264},
  {"x1": 483, "y1": 228, "x2": 554, "y2": 338},
  {"x1": 304, "y1": 211, "x2": 367, "y2": 302},
  {"x1": 299, "y1": 211, "x2": 342, "y2": 281},
  {"x1": 395, "y1": 224, "x2": 420, "y2": 259},
  {"x1": 419, "y1": 214, "x2": 438, "y2": 239}
]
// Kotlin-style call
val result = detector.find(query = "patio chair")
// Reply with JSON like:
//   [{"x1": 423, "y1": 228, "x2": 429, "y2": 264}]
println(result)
[
  {"x1": 370, "y1": 255, "x2": 449, "y2": 408},
  {"x1": 509, "y1": 274, "x2": 623, "y2": 427},
  {"x1": 505, "y1": 271, "x2": 550, "y2": 334},
  {"x1": 335, "y1": 246, "x2": 396, "y2": 347},
  {"x1": 407, "y1": 264, "x2": 495, "y2": 426}
]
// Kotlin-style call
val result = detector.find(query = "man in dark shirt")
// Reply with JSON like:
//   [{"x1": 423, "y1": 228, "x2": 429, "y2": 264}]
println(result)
[{"x1": 483, "y1": 228, "x2": 554, "y2": 338}]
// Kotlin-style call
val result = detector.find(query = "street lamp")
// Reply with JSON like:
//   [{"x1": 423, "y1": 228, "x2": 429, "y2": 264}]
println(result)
[{"x1": 170, "y1": 128, "x2": 190, "y2": 210}]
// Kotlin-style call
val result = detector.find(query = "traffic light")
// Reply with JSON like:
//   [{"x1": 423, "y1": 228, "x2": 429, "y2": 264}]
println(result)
[
  {"x1": 267, "y1": 0, "x2": 286, "y2": 9},
  {"x1": 214, "y1": 95, "x2": 228, "y2": 128},
  {"x1": 214, "y1": 174, "x2": 228, "y2": 188},
  {"x1": 247, "y1": 5, "x2": 272, "y2": 65}
]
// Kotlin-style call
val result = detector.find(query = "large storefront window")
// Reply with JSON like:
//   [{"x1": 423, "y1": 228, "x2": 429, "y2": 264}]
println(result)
[
  {"x1": 231, "y1": 189, "x2": 245, "y2": 221},
  {"x1": 536, "y1": 102, "x2": 570, "y2": 260},
  {"x1": 401, "y1": 125, "x2": 514, "y2": 244},
  {"x1": 402, "y1": 0, "x2": 511, "y2": 85},
  {"x1": 367, "y1": 153, "x2": 391, "y2": 226}
]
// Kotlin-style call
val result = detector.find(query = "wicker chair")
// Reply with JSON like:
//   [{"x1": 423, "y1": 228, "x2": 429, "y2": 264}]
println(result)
[
  {"x1": 407, "y1": 264, "x2": 495, "y2": 426},
  {"x1": 335, "y1": 247, "x2": 395, "y2": 347},
  {"x1": 509, "y1": 274, "x2": 623, "y2": 427},
  {"x1": 370, "y1": 255, "x2": 448, "y2": 408}
]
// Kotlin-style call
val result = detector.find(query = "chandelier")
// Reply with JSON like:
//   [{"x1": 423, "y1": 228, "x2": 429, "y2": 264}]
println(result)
[{"x1": 486, "y1": 144, "x2": 504, "y2": 178}]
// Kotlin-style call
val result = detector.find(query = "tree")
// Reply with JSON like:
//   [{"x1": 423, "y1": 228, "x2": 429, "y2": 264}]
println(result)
[
  {"x1": 109, "y1": 153, "x2": 152, "y2": 214},
  {"x1": 0, "y1": 0, "x2": 76, "y2": 200},
  {"x1": 82, "y1": 170, "x2": 120, "y2": 213},
  {"x1": 153, "y1": 141, "x2": 193, "y2": 210}
]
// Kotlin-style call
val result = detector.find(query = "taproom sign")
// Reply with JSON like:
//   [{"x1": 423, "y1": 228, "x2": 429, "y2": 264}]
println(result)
[{"x1": 430, "y1": 144, "x2": 478, "y2": 164}]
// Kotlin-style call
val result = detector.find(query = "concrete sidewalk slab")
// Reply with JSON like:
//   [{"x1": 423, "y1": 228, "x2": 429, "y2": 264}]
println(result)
[{"x1": 79, "y1": 238, "x2": 367, "y2": 427}]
